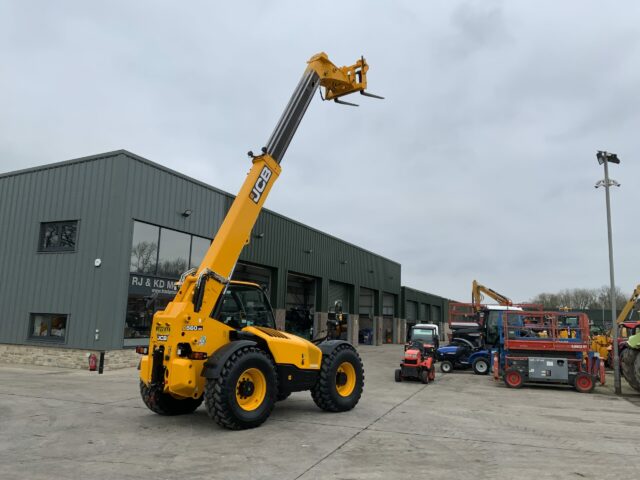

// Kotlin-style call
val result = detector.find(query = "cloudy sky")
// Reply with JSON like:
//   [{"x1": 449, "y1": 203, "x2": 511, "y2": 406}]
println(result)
[{"x1": 2, "y1": 1, "x2": 639, "y2": 302}]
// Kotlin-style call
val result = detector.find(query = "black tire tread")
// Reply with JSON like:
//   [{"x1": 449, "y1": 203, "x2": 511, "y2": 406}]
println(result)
[
  {"x1": 139, "y1": 380, "x2": 203, "y2": 416},
  {"x1": 311, "y1": 344, "x2": 364, "y2": 412},
  {"x1": 204, "y1": 346, "x2": 277, "y2": 430},
  {"x1": 621, "y1": 348, "x2": 640, "y2": 392},
  {"x1": 472, "y1": 357, "x2": 490, "y2": 375}
]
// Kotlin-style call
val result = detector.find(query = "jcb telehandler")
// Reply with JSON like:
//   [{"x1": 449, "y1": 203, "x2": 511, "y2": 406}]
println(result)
[{"x1": 137, "y1": 53, "x2": 381, "y2": 429}]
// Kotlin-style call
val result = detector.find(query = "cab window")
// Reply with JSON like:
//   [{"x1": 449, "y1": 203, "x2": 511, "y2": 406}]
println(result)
[
  {"x1": 216, "y1": 285, "x2": 275, "y2": 329},
  {"x1": 485, "y1": 311, "x2": 500, "y2": 346}
]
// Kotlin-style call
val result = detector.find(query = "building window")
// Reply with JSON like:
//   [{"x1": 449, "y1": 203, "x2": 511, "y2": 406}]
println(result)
[
  {"x1": 190, "y1": 235, "x2": 211, "y2": 268},
  {"x1": 157, "y1": 228, "x2": 190, "y2": 278},
  {"x1": 130, "y1": 221, "x2": 212, "y2": 278},
  {"x1": 39, "y1": 221, "x2": 78, "y2": 252},
  {"x1": 130, "y1": 221, "x2": 159, "y2": 274},
  {"x1": 29, "y1": 313, "x2": 68, "y2": 341}
]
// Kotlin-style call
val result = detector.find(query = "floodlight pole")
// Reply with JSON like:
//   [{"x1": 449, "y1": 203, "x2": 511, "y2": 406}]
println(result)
[{"x1": 598, "y1": 151, "x2": 621, "y2": 395}]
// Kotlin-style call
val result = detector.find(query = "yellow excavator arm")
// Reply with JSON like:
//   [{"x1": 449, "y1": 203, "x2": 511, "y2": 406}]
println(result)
[
  {"x1": 615, "y1": 284, "x2": 640, "y2": 325},
  {"x1": 471, "y1": 279, "x2": 512, "y2": 310}
]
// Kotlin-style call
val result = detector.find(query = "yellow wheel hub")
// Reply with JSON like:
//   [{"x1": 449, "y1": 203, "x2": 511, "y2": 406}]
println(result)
[
  {"x1": 336, "y1": 361, "x2": 356, "y2": 397},
  {"x1": 235, "y1": 368, "x2": 267, "y2": 411}
]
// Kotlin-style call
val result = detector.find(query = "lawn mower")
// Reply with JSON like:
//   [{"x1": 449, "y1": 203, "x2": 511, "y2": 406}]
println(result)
[{"x1": 395, "y1": 340, "x2": 436, "y2": 383}]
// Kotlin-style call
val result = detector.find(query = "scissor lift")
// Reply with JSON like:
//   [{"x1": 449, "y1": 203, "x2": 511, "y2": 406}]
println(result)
[{"x1": 491, "y1": 311, "x2": 605, "y2": 392}]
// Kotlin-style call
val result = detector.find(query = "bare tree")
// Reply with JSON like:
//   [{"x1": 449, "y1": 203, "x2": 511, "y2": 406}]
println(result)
[
  {"x1": 130, "y1": 241, "x2": 158, "y2": 273},
  {"x1": 529, "y1": 287, "x2": 625, "y2": 310},
  {"x1": 593, "y1": 285, "x2": 628, "y2": 310}
]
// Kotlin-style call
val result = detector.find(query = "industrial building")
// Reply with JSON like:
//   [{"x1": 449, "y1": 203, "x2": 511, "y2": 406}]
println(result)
[{"x1": 0, "y1": 150, "x2": 448, "y2": 368}]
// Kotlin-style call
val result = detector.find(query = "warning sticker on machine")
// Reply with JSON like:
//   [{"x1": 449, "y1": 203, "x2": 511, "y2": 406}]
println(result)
[
  {"x1": 546, "y1": 361, "x2": 553, "y2": 366},
  {"x1": 155, "y1": 324, "x2": 170, "y2": 340}
]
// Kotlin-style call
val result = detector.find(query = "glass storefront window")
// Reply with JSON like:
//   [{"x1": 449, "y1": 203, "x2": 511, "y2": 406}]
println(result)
[
  {"x1": 130, "y1": 222, "x2": 159, "y2": 274},
  {"x1": 190, "y1": 235, "x2": 211, "y2": 269},
  {"x1": 157, "y1": 228, "x2": 190, "y2": 278},
  {"x1": 124, "y1": 295, "x2": 171, "y2": 343}
]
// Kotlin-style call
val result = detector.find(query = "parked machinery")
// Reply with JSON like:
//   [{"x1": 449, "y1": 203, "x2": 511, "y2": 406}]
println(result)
[
  {"x1": 395, "y1": 340, "x2": 437, "y2": 384},
  {"x1": 491, "y1": 310, "x2": 605, "y2": 392},
  {"x1": 407, "y1": 323, "x2": 440, "y2": 350},
  {"x1": 436, "y1": 338, "x2": 490, "y2": 375},
  {"x1": 137, "y1": 53, "x2": 381, "y2": 429},
  {"x1": 619, "y1": 285, "x2": 640, "y2": 391},
  {"x1": 471, "y1": 279, "x2": 512, "y2": 311}
]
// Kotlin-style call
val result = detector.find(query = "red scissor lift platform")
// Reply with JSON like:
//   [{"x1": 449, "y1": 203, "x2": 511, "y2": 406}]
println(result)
[{"x1": 492, "y1": 311, "x2": 605, "y2": 392}]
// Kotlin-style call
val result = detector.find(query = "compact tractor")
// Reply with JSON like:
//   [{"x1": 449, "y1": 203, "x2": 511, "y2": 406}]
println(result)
[
  {"x1": 137, "y1": 53, "x2": 382, "y2": 429},
  {"x1": 395, "y1": 340, "x2": 437, "y2": 384}
]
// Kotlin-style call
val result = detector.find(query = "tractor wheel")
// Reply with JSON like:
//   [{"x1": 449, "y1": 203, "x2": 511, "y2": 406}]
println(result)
[
  {"x1": 311, "y1": 343, "x2": 364, "y2": 412},
  {"x1": 394, "y1": 368, "x2": 402, "y2": 382},
  {"x1": 440, "y1": 360, "x2": 453, "y2": 374},
  {"x1": 472, "y1": 357, "x2": 490, "y2": 375},
  {"x1": 204, "y1": 346, "x2": 277, "y2": 430},
  {"x1": 420, "y1": 370, "x2": 429, "y2": 384},
  {"x1": 139, "y1": 380, "x2": 203, "y2": 415},
  {"x1": 428, "y1": 366, "x2": 436, "y2": 382},
  {"x1": 621, "y1": 348, "x2": 640, "y2": 392},
  {"x1": 503, "y1": 369, "x2": 523, "y2": 389},
  {"x1": 574, "y1": 372, "x2": 595, "y2": 393}
]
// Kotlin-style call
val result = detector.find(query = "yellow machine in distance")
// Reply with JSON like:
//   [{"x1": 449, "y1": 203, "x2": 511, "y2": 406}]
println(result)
[
  {"x1": 471, "y1": 280, "x2": 513, "y2": 311},
  {"x1": 137, "y1": 53, "x2": 381, "y2": 429}
]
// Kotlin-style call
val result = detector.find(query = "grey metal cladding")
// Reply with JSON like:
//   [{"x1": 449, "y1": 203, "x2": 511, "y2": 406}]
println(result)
[
  {"x1": 400, "y1": 286, "x2": 449, "y2": 321},
  {"x1": 0, "y1": 149, "x2": 400, "y2": 350},
  {"x1": 0, "y1": 153, "x2": 126, "y2": 349}
]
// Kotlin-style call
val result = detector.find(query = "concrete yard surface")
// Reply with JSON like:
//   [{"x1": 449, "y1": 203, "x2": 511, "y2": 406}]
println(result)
[{"x1": 1, "y1": 345, "x2": 638, "y2": 480}]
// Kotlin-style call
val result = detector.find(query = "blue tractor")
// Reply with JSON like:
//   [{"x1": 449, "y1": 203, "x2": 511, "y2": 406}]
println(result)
[{"x1": 436, "y1": 337, "x2": 490, "y2": 375}]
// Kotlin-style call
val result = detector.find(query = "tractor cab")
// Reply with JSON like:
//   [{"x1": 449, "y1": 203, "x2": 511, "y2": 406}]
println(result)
[
  {"x1": 213, "y1": 281, "x2": 276, "y2": 330},
  {"x1": 407, "y1": 323, "x2": 440, "y2": 350}
]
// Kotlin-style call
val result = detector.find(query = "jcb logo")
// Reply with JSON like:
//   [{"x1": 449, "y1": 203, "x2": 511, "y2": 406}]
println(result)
[{"x1": 250, "y1": 167, "x2": 272, "y2": 203}]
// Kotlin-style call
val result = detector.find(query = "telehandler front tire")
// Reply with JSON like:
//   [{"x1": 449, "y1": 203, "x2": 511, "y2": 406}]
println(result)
[
  {"x1": 139, "y1": 380, "x2": 203, "y2": 415},
  {"x1": 311, "y1": 343, "x2": 364, "y2": 412},
  {"x1": 204, "y1": 346, "x2": 277, "y2": 430}
]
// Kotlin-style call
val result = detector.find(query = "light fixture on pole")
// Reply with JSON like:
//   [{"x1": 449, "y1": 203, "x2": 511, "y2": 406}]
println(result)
[{"x1": 595, "y1": 150, "x2": 621, "y2": 395}]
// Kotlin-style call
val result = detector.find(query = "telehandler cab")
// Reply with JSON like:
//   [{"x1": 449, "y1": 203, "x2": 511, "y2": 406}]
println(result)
[{"x1": 137, "y1": 53, "x2": 381, "y2": 429}]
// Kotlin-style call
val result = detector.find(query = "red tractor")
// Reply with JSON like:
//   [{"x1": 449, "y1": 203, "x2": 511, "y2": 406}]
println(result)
[{"x1": 395, "y1": 340, "x2": 437, "y2": 384}]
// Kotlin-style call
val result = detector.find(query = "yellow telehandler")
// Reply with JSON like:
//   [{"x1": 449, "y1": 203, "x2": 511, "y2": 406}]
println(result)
[{"x1": 137, "y1": 53, "x2": 381, "y2": 429}]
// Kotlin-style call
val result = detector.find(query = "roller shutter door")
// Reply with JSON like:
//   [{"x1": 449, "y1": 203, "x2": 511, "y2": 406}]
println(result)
[
  {"x1": 232, "y1": 262, "x2": 272, "y2": 292},
  {"x1": 406, "y1": 300, "x2": 418, "y2": 322},
  {"x1": 359, "y1": 288, "x2": 375, "y2": 317},
  {"x1": 383, "y1": 293, "x2": 395, "y2": 317},
  {"x1": 328, "y1": 281, "x2": 350, "y2": 313}
]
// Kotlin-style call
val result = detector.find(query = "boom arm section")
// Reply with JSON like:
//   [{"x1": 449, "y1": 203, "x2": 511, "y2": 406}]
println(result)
[
  {"x1": 471, "y1": 279, "x2": 512, "y2": 310},
  {"x1": 167, "y1": 53, "x2": 380, "y2": 320}
]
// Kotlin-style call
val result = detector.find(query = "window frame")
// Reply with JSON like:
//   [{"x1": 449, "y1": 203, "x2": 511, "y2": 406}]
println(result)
[
  {"x1": 28, "y1": 313, "x2": 69, "y2": 343},
  {"x1": 129, "y1": 220, "x2": 213, "y2": 279},
  {"x1": 37, "y1": 220, "x2": 79, "y2": 253}
]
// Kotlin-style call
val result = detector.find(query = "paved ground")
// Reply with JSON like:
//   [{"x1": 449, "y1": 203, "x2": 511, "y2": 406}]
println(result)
[{"x1": 1, "y1": 345, "x2": 639, "y2": 480}]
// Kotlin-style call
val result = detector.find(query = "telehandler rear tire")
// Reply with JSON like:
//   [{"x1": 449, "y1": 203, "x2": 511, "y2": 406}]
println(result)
[
  {"x1": 311, "y1": 343, "x2": 364, "y2": 412},
  {"x1": 139, "y1": 380, "x2": 203, "y2": 415},
  {"x1": 204, "y1": 346, "x2": 277, "y2": 430},
  {"x1": 621, "y1": 348, "x2": 640, "y2": 392}
]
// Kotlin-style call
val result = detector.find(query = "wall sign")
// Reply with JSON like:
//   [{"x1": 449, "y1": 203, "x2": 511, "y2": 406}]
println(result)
[{"x1": 129, "y1": 273, "x2": 179, "y2": 297}]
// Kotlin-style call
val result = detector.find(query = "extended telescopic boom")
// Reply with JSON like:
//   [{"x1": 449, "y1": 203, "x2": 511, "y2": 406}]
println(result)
[{"x1": 170, "y1": 53, "x2": 382, "y2": 323}]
